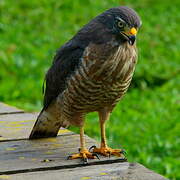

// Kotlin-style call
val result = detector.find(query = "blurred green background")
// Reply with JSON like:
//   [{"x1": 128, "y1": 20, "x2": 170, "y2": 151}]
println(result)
[{"x1": 0, "y1": 0, "x2": 179, "y2": 179}]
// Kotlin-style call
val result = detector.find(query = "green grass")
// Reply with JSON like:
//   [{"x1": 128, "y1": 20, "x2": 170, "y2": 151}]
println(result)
[{"x1": 0, "y1": 0, "x2": 179, "y2": 179}]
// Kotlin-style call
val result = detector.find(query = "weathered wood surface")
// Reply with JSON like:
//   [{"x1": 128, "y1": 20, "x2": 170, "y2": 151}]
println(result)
[
  {"x1": 0, "y1": 103, "x2": 24, "y2": 115},
  {"x1": 0, "y1": 163, "x2": 167, "y2": 180},
  {"x1": 0, "y1": 134, "x2": 117, "y2": 174},
  {"x1": 0, "y1": 112, "x2": 73, "y2": 140},
  {"x1": 0, "y1": 102, "x2": 168, "y2": 180}
]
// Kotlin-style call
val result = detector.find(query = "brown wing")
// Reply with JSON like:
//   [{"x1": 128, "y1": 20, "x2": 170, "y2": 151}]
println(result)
[{"x1": 43, "y1": 41, "x2": 85, "y2": 110}]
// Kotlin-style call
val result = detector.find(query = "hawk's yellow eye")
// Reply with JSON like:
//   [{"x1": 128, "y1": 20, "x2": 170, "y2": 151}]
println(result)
[{"x1": 118, "y1": 22, "x2": 124, "y2": 28}]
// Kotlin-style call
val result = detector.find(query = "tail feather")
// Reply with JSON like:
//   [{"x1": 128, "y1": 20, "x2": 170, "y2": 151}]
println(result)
[
  {"x1": 29, "y1": 101, "x2": 69, "y2": 139},
  {"x1": 29, "y1": 111, "x2": 59, "y2": 139}
]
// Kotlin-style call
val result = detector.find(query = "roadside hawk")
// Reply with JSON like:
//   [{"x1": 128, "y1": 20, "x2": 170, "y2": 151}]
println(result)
[{"x1": 29, "y1": 6, "x2": 141, "y2": 162}]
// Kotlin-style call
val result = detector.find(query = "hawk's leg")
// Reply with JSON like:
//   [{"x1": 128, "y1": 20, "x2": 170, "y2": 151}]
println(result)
[
  {"x1": 90, "y1": 110, "x2": 125, "y2": 158},
  {"x1": 68, "y1": 126, "x2": 99, "y2": 163}
]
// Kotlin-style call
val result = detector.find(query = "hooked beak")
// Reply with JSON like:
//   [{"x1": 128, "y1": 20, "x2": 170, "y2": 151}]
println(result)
[
  {"x1": 128, "y1": 35, "x2": 136, "y2": 45},
  {"x1": 121, "y1": 27, "x2": 137, "y2": 45}
]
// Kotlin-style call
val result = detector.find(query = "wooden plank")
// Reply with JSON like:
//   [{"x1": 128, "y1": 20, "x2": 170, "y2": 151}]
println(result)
[
  {"x1": 0, "y1": 113, "x2": 37, "y2": 140},
  {"x1": 0, "y1": 134, "x2": 125, "y2": 175},
  {"x1": 0, "y1": 103, "x2": 24, "y2": 115},
  {"x1": 0, "y1": 112, "x2": 74, "y2": 140},
  {"x1": 0, "y1": 103, "x2": 168, "y2": 180},
  {"x1": 0, "y1": 163, "x2": 168, "y2": 180}
]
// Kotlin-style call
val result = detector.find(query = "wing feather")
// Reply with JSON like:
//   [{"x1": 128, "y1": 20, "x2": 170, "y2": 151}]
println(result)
[{"x1": 43, "y1": 41, "x2": 85, "y2": 110}]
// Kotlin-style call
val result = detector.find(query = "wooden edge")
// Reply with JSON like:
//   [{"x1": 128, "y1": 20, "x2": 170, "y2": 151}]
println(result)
[
  {"x1": 0, "y1": 158, "x2": 126, "y2": 175},
  {"x1": 0, "y1": 103, "x2": 24, "y2": 115},
  {"x1": 0, "y1": 163, "x2": 168, "y2": 180}
]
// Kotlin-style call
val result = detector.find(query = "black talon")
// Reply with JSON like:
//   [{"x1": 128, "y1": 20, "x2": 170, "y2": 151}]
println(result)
[
  {"x1": 78, "y1": 148, "x2": 81, "y2": 152},
  {"x1": 121, "y1": 149, "x2": 126, "y2": 155},
  {"x1": 107, "y1": 152, "x2": 111, "y2": 158},
  {"x1": 83, "y1": 158, "x2": 88, "y2": 164},
  {"x1": 92, "y1": 153, "x2": 100, "y2": 160},
  {"x1": 89, "y1": 145, "x2": 96, "y2": 152},
  {"x1": 67, "y1": 155, "x2": 72, "y2": 160}
]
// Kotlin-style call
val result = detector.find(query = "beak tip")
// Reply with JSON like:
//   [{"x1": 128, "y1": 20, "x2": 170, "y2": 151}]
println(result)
[{"x1": 128, "y1": 35, "x2": 136, "y2": 45}]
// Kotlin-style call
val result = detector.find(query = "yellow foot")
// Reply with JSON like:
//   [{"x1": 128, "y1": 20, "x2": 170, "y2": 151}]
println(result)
[
  {"x1": 89, "y1": 145, "x2": 125, "y2": 158},
  {"x1": 67, "y1": 148, "x2": 99, "y2": 163}
]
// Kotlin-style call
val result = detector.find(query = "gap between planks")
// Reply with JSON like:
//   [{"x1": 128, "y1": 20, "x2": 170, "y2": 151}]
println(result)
[{"x1": 0, "y1": 158, "x2": 126, "y2": 175}]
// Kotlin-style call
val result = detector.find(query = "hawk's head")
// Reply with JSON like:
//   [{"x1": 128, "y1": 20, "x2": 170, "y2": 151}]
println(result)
[{"x1": 98, "y1": 6, "x2": 142, "y2": 45}]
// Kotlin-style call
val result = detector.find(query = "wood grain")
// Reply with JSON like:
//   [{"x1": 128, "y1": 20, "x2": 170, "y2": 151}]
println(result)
[
  {"x1": 0, "y1": 102, "x2": 168, "y2": 180},
  {"x1": 0, "y1": 134, "x2": 126, "y2": 175},
  {"x1": 1, "y1": 163, "x2": 168, "y2": 180},
  {"x1": 0, "y1": 103, "x2": 24, "y2": 115},
  {"x1": 0, "y1": 112, "x2": 74, "y2": 141}
]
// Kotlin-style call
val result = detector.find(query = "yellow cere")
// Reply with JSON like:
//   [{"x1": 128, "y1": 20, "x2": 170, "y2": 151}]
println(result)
[{"x1": 130, "y1": 27, "x2": 137, "y2": 35}]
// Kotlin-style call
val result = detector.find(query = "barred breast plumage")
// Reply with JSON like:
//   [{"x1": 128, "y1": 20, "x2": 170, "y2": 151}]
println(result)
[{"x1": 58, "y1": 41, "x2": 137, "y2": 126}]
